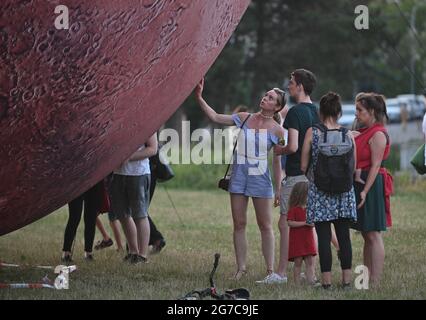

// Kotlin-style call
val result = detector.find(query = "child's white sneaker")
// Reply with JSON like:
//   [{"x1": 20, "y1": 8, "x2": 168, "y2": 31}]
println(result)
[{"x1": 255, "y1": 273, "x2": 287, "y2": 284}]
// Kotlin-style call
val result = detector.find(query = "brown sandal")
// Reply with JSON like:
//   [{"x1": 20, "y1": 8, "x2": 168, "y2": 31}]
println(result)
[{"x1": 231, "y1": 269, "x2": 247, "y2": 281}]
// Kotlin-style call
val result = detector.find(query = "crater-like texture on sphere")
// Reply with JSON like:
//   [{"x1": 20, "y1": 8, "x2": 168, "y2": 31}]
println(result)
[{"x1": 0, "y1": 0, "x2": 250, "y2": 235}]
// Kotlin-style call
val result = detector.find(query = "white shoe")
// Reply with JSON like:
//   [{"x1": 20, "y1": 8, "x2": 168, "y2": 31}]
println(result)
[{"x1": 255, "y1": 273, "x2": 287, "y2": 284}]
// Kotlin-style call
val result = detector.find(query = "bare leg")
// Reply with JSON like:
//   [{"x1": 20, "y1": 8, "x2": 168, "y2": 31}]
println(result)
[
  {"x1": 366, "y1": 231, "x2": 385, "y2": 286},
  {"x1": 277, "y1": 214, "x2": 289, "y2": 278},
  {"x1": 119, "y1": 217, "x2": 138, "y2": 254},
  {"x1": 312, "y1": 229, "x2": 318, "y2": 280},
  {"x1": 342, "y1": 269, "x2": 352, "y2": 285},
  {"x1": 96, "y1": 216, "x2": 111, "y2": 241},
  {"x1": 135, "y1": 217, "x2": 150, "y2": 258},
  {"x1": 362, "y1": 232, "x2": 372, "y2": 276},
  {"x1": 322, "y1": 271, "x2": 332, "y2": 286},
  {"x1": 252, "y1": 197, "x2": 275, "y2": 274},
  {"x1": 110, "y1": 220, "x2": 124, "y2": 250},
  {"x1": 304, "y1": 255, "x2": 316, "y2": 284},
  {"x1": 293, "y1": 257, "x2": 303, "y2": 285},
  {"x1": 230, "y1": 194, "x2": 249, "y2": 275}
]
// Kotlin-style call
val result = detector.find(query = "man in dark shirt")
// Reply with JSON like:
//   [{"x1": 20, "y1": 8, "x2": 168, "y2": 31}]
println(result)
[{"x1": 273, "y1": 68, "x2": 320, "y2": 281}]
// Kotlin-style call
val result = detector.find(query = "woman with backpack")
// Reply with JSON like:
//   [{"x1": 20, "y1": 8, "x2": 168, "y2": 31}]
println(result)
[
  {"x1": 352, "y1": 92, "x2": 392, "y2": 287},
  {"x1": 301, "y1": 92, "x2": 357, "y2": 290}
]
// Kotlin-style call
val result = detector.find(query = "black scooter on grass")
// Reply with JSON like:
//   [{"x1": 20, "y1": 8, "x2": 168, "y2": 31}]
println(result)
[{"x1": 179, "y1": 253, "x2": 250, "y2": 300}]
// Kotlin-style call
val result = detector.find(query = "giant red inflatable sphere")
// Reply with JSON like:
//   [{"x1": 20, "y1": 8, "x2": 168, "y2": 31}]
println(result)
[{"x1": 0, "y1": 0, "x2": 250, "y2": 235}]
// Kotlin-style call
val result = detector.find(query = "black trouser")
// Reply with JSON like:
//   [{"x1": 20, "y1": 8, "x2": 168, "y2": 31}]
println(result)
[
  {"x1": 148, "y1": 172, "x2": 164, "y2": 245},
  {"x1": 62, "y1": 183, "x2": 101, "y2": 253},
  {"x1": 315, "y1": 219, "x2": 352, "y2": 273}
]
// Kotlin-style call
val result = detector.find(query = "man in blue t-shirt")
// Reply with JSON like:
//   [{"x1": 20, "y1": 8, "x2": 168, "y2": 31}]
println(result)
[{"x1": 273, "y1": 68, "x2": 320, "y2": 281}]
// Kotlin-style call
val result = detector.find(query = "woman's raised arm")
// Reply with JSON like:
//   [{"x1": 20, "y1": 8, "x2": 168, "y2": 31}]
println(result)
[{"x1": 195, "y1": 79, "x2": 235, "y2": 126}]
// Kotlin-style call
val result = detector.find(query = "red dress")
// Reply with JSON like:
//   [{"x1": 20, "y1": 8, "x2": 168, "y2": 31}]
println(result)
[{"x1": 287, "y1": 207, "x2": 317, "y2": 261}]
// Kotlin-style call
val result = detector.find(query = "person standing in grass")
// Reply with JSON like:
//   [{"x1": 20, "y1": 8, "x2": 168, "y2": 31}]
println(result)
[
  {"x1": 286, "y1": 182, "x2": 317, "y2": 285},
  {"x1": 301, "y1": 92, "x2": 357, "y2": 290},
  {"x1": 351, "y1": 92, "x2": 392, "y2": 287},
  {"x1": 94, "y1": 174, "x2": 125, "y2": 251},
  {"x1": 111, "y1": 134, "x2": 158, "y2": 264},
  {"x1": 274, "y1": 69, "x2": 320, "y2": 282},
  {"x1": 61, "y1": 181, "x2": 104, "y2": 262},
  {"x1": 95, "y1": 148, "x2": 168, "y2": 254},
  {"x1": 195, "y1": 78, "x2": 286, "y2": 284},
  {"x1": 94, "y1": 214, "x2": 124, "y2": 251},
  {"x1": 147, "y1": 150, "x2": 167, "y2": 254},
  {"x1": 423, "y1": 105, "x2": 426, "y2": 165}
]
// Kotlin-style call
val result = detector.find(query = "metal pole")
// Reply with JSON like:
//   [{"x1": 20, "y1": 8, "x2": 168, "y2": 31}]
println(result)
[{"x1": 410, "y1": 4, "x2": 418, "y2": 94}]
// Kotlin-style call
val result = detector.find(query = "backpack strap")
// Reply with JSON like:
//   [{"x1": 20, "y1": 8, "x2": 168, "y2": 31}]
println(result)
[
  {"x1": 313, "y1": 123, "x2": 329, "y2": 143},
  {"x1": 339, "y1": 126, "x2": 349, "y2": 143}
]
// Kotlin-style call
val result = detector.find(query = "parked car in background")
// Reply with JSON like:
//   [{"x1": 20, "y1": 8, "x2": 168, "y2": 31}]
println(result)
[
  {"x1": 386, "y1": 98, "x2": 401, "y2": 123},
  {"x1": 397, "y1": 94, "x2": 426, "y2": 120},
  {"x1": 339, "y1": 103, "x2": 356, "y2": 128}
]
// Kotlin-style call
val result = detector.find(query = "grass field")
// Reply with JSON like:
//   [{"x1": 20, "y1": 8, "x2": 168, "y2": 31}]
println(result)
[{"x1": 1, "y1": 178, "x2": 426, "y2": 300}]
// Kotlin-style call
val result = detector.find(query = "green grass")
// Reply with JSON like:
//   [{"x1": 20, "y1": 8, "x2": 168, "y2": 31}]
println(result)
[{"x1": 1, "y1": 179, "x2": 426, "y2": 300}]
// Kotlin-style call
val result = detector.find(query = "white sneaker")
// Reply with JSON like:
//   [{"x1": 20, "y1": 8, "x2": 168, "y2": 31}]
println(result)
[{"x1": 255, "y1": 273, "x2": 287, "y2": 284}]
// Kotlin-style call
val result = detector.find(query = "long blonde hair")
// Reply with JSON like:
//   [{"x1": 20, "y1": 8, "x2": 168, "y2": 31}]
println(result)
[{"x1": 273, "y1": 88, "x2": 286, "y2": 124}]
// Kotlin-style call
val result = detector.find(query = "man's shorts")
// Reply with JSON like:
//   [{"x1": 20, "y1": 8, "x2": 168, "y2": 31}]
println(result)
[
  {"x1": 110, "y1": 174, "x2": 150, "y2": 220},
  {"x1": 279, "y1": 175, "x2": 308, "y2": 215}
]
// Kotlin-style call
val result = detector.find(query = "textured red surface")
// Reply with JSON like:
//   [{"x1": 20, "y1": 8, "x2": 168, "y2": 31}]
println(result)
[{"x1": 0, "y1": 0, "x2": 250, "y2": 235}]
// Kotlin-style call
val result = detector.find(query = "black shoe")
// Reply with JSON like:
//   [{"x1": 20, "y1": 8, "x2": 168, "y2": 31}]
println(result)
[
  {"x1": 61, "y1": 254, "x2": 73, "y2": 263},
  {"x1": 94, "y1": 238, "x2": 113, "y2": 250},
  {"x1": 151, "y1": 239, "x2": 166, "y2": 254},
  {"x1": 84, "y1": 253, "x2": 94, "y2": 261},
  {"x1": 341, "y1": 283, "x2": 351, "y2": 291},
  {"x1": 130, "y1": 254, "x2": 148, "y2": 265},
  {"x1": 123, "y1": 253, "x2": 133, "y2": 262}
]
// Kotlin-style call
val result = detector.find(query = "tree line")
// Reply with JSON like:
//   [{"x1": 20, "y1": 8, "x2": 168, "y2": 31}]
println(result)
[{"x1": 168, "y1": 0, "x2": 426, "y2": 130}]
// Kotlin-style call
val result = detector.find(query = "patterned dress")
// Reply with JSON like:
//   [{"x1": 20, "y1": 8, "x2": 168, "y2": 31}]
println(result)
[{"x1": 306, "y1": 127, "x2": 357, "y2": 224}]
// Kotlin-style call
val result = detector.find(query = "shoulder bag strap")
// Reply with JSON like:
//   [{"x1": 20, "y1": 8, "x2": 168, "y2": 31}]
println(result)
[{"x1": 223, "y1": 114, "x2": 251, "y2": 178}]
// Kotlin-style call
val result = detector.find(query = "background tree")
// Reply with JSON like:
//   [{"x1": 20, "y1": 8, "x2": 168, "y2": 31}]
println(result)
[{"x1": 167, "y1": 0, "x2": 426, "y2": 131}]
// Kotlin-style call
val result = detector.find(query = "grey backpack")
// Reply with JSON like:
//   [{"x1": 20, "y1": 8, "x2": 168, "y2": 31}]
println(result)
[{"x1": 313, "y1": 124, "x2": 355, "y2": 194}]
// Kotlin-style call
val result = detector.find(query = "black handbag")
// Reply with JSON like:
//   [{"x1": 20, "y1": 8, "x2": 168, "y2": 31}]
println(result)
[
  {"x1": 218, "y1": 176, "x2": 230, "y2": 191},
  {"x1": 218, "y1": 114, "x2": 251, "y2": 191},
  {"x1": 150, "y1": 149, "x2": 175, "y2": 182}
]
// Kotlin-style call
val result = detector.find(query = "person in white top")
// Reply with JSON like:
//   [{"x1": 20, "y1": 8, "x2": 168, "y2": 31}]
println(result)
[{"x1": 111, "y1": 133, "x2": 158, "y2": 264}]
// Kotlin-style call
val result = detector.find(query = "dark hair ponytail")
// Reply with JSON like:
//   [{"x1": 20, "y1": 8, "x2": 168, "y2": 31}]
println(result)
[
  {"x1": 356, "y1": 92, "x2": 389, "y2": 124},
  {"x1": 373, "y1": 94, "x2": 389, "y2": 123},
  {"x1": 319, "y1": 91, "x2": 342, "y2": 120}
]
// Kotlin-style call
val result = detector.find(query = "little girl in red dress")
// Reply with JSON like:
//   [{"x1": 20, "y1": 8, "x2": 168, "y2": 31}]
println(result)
[{"x1": 287, "y1": 182, "x2": 317, "y2": 285}]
